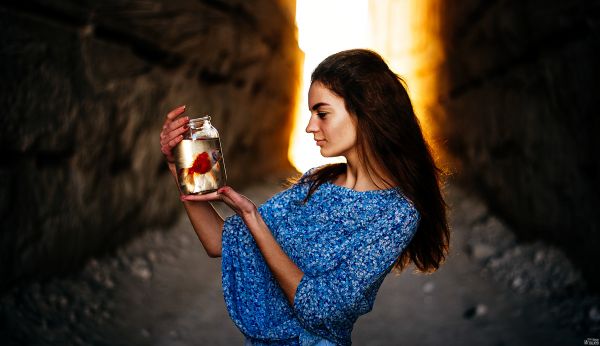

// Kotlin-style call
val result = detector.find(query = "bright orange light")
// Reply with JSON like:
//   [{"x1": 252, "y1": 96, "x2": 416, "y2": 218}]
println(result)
[
  {"x1": 370, "y1": 1, "x2": 437, "y2": 137},
  {"x1": 289, "y1": 0, "x2": 370, "y2": 174}
]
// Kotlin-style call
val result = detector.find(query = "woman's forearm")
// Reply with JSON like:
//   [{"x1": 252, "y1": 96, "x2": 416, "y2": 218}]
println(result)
[
  {"x1": 169, "y1": 163, "x2": 224, "y2": 257},
  {"x1": 177, "y1": 184, "x2": 303, "y2": 303},
  {"x1": 181, "y1": 201, "x2": 224, "y2": 257},
  {"x1": 242, "y1": 211, "x2": 304, "y2": 306}
]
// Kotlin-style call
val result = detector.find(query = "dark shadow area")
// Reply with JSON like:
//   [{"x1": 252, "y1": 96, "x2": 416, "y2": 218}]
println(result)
[
  {"x1": 0, "y1": 0, "x2": 300, "y2": 293},
  {"x1": 433, "y1": 0, "x2": 600, "y2": 292}
]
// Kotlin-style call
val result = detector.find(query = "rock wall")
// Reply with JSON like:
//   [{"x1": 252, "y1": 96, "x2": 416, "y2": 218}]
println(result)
[
  {"x1": 0, "y1": 0, "x2": 300, "y2": 291},
  {"x1": 433, "y1": 0, "x2": 600, "y2": 290}
]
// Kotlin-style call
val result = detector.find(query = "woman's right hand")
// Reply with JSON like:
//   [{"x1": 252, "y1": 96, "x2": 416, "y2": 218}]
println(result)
[{"x1": 160, "y1": 105, "x2": 189, "y2": 164}]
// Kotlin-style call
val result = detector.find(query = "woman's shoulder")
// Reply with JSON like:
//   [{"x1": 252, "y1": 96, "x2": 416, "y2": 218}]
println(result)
[{"x1": 296, "y1": 165, "x2": 326, "y2": 183}]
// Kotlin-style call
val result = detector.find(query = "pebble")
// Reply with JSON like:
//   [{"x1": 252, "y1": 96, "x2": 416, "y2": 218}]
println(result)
[
  {"x1": 130, "y1": 257, "x2": 153, "y2": 281},
  {"x1": 103, "y1": 277, "x2": 115, "y2": 289},
  {"x1": 476, "y1": 304, "x2": 488, "y2": 316},
  {"x1": 463, "y1": 304, "x2": 488, "y2": 319},
  {"x1": 59, "y1": 296, "x2": 68, "y2": 308},
  {"x1": 169, "y1": 329, "x2": 180, "y2": 338},
  {"x1": 590, "y1": 306, "x2": 600, "y2": 322},
  {"x1": 469, "y1": 243, "x2": 496, "y2": 261},
  {"x1": 69, "y1": 312, "x2": 77, "y2": 323},
  {"x1": 93, "y1": 271, "x2": 115, "y2": 289},
  {"x1": 534, "y1": 250, "x2": 546, "y2": 264},
  {"x1": 147, "y1": 250, "x2": 158, "y2": 263},
  {"x1": 423, "y1": 281, "x2": 435, "y2": 294},
  {"x1": 512, "y1": 276, "x2": 523, "y2": 289}
]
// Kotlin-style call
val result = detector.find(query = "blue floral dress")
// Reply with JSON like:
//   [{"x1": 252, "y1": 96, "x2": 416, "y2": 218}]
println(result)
[{"x1": 221, "y1": 172, "x2": 420, "y2": 346}]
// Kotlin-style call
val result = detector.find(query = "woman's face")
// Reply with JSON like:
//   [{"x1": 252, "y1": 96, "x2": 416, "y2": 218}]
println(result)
[{"x1": 305, "y1": 82, "x2": 357, "y2": 158}]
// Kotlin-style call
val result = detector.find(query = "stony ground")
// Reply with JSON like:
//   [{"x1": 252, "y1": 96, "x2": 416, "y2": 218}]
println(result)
[{"x1": 1, "y1": 181, "x2": 599, "y2": 346}]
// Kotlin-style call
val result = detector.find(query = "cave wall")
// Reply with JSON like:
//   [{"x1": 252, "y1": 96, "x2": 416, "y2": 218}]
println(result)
[
  {"x1": 0, "y1": 0, "x2": 300, "y2": 291},
  {"x1": 434, "y1": 1, "x2": 600, "y2": 289}
]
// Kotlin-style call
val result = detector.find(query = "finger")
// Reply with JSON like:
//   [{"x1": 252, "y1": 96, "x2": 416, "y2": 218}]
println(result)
[
  {"x1": 163, "y1": 115, "x2": 189, "y2": 134},
  {"x1": 161, "y1": 126, "x2": 189, "y2": 146},
  {"x1": 217, "y1": 187, "x2": 255, "y2": 213},
  {"x1": 217, "y1": 186, "x2": 245, "y2": 203},
  {"x1": 160, "y1": 137, "x2": 183, "y2": 156},
  {"x1": 181, "y1": 191, "x2": 220, "y2": 202},
  {"x1": 165, "y1": 116, "x2": 190, "y2": 133},
  {"x1": 166, "y1": 135, "x2": 183, "y2": 149},
  {"x1": 165, "y1": 105, "x2": 186, "y2": 121},
  {"x1": 161, "y1": 107, "x2": 187, "y2": 137},
  {"x1": 161, "y1": 144, "x2": 175, "y2": 157}
]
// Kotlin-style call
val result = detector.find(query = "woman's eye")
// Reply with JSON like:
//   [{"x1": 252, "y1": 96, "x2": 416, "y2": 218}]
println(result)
[{"x1": 317, "y1": 112, "x2": 327, "y2": 119}]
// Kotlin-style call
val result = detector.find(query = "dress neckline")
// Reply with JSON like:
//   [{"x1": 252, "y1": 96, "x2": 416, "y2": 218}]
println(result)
[{"x1": 323, "y1": 181, "x2": 399, "y2": 195}]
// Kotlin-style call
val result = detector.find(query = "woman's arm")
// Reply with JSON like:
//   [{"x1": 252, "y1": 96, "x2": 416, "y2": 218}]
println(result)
[
  {"x1": 241, "y1": 204, "x2": 303, "y2": 305},
  {"x1": 183, "y1": 186, "x2": 304, "y2": 305},
  {"x1": 160, "y1": 105, "x2": 225, "y2": 258},
  {"x1": 181, "y1": 200, "x2": 224, "y2": 258},
  {"x1": 167, "y1": 163, "x2": 224, "y2": 257}
]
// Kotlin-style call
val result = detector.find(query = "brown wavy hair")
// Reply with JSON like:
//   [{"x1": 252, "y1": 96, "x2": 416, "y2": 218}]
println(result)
[{"x1": 300, "y1": 49, "x2": 449, "y2": 273}]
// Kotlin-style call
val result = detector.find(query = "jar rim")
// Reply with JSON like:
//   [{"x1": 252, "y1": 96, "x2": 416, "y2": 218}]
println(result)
[{"x1": 189, "y1": 115, "x2": 211, "y2": 123}]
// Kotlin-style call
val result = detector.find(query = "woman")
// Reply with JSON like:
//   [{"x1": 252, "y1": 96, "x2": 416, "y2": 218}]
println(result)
[{"x1": 159, "y1": 49, "x2": 449, "y2": 346}]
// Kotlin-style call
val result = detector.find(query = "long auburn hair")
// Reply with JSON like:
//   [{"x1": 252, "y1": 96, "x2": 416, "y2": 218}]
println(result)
[{"x1": 300, "y1": 49, "x2": 449, "y2": 273}]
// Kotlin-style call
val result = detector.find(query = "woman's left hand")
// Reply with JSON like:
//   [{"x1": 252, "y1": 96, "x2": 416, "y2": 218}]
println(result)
[{"x1": 181, "y1": 186, "x2": 258, "y2": 219}]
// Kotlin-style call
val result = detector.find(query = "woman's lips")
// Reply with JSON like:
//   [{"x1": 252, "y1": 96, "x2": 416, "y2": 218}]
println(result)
[{"x1": 315, "y1": 139, "x2": 326, "y2": 146}]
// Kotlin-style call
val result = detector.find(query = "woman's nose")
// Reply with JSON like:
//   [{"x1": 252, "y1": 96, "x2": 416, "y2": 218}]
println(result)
[{"x1": 305, "y1": 115, "x2": 318, "y2": 134}]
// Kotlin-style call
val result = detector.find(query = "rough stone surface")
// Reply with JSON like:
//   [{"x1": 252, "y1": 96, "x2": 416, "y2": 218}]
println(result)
[
  {"x1": 0, "y1": 0, "x2": 300, "y2": 292},
  {"x1": 433, "y1": 0, "x2": 600, "y2": 291}
]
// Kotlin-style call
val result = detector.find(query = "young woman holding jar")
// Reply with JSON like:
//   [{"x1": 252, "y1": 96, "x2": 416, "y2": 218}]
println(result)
[{"x1": 159, "y1": 49, "x2": 449, "y2": 346}]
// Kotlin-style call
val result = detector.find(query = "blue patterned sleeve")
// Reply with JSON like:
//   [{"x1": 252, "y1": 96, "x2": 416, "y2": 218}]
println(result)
[
  {"x1": 293, "y1": 203, "x2": 420, "y2": 340},
  {"x1": 257, "y1": 169, "x2": 313, "y2": 227},
  {"x1": 257, "y1": 184, "x2": 304, "y2": 228}
]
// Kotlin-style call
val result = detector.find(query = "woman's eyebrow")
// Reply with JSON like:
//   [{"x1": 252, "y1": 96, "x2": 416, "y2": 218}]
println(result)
[{"x1": 310, "y1": 102, "x2": 330, "y2": 111}]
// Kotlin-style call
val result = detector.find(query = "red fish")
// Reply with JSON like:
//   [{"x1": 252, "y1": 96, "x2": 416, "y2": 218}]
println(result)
[{"x1": 188, "y1": 152, "x2": 212, "y2": 175}]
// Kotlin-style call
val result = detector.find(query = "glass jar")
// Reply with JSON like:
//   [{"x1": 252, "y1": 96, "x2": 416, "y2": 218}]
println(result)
[{"x1": 173, "y1": 116, "x2": 227, "y2": 194}]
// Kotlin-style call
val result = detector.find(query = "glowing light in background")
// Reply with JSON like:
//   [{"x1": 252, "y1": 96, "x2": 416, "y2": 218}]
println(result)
[
  {"x1": 289, "y1": 0, "x2": 370, "y2": 174},
  {"x1": 289, "y1": 0, "x2": 443, "y2": 173}
]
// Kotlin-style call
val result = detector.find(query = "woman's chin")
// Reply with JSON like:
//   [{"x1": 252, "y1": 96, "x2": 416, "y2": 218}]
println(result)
[{"x1": 319, "y1": 149, "x2": 341, "y2": 158}]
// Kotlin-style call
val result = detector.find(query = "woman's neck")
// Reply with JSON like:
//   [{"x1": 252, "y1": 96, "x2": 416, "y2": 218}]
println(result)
[{"x1": 334, "y1": 159, "x2": 392, "y2": 192}]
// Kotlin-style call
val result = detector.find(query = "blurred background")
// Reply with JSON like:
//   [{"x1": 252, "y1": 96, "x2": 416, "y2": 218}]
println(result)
[{"x1": 1, "y1": 0, "x2": 599, "y2": 345}]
